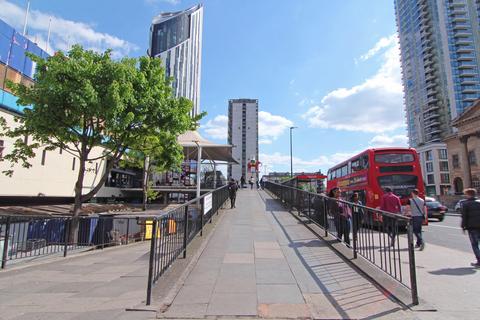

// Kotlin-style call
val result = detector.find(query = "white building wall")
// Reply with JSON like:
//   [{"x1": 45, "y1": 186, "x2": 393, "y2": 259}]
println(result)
[
  {"x1": 228, "y1": 99, "x2": 259, "y2": 182},
  {"x1": 0, "y1": 110, "x2": 121, "y2": 198},
  {"x1": 417, "y1": 142, "x2": 451, "y2": 197}
]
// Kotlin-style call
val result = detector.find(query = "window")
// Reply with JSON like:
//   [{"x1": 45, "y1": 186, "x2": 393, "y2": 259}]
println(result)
[
  {"x1": 41, "y1": 149, "x2": 46, "y2": 166},
  {"x1": 426, "y1": 162, "x2": 434, "y2": 172},
  {"x1": 72, "y1": 157, "x2": 76, "y2": 171},
  {"x1": 375, "y1": 153, "x2": 414, "y2": 163},
  {"x1": 438, "y1": 149, "x2": 448, "y2": 160},
  {"x1": 377, "y1": 175, "x2": 419, "y2": 196},
  {"x1": 439, "y1": 161, "x2": 449, "y2": 172},
  {"x1": 452, "y1": 154, "x2": 460, "y2": 169},
  {"x1": 440, "y1": 173, "x2": 450, "y2": 184},
  {"x1": 0, "y1": 140, "x2": 4, "y2": 158},
  {"x1": 469, "y1": 151, "x2": 477, "y2": 165},
  {"x1": 425, "y1": 150, "x2": 433, "y2": 161},
  {"x1": 427, "y1": 174, "x2": 435, "y2": 185}
]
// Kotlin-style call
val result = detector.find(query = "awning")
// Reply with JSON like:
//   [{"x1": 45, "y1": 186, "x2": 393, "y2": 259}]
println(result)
[{"x1": 178, "y1": 131, "x2": 238, "y2": 164}]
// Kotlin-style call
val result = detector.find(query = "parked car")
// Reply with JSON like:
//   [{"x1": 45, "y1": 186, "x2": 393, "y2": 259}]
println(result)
[
  {"x1": 455, "y1": 199, "x2": 466, "y2": 214},
  {"x1": 425, "y1": 198, "x2": 446, "y2": 221}
]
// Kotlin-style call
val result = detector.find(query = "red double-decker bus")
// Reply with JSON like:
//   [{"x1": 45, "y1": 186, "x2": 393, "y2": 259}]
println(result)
[{"x1": 326, "y1": 148, "x2": 425, "y2": 211}]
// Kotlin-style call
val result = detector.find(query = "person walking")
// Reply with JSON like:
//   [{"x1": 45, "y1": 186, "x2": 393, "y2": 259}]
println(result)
[
  {"x1": 328, "y1": 188, "x2": 351, "y2": 244},
  {"x1": 240, "y1": 175, "x2": 246, "y2": 188},
  {"x1": 249, "y1": 177, "x2": 254, "y2": 189},
  {"x1": 380, "y1": 187, "x2": 402, "y2": 247},
  {"x1": 409, "y1": 189, "x2": 426, "y2": 250},
  {"x1": 351, "y1": 193, "x2": 364, "y2": 235},
  {"x1": 228, "y1": 178, "x2": 238, "y2": 209},
  {"x1": 461, "y1": 188, "x2": 480, "y2": 268}
]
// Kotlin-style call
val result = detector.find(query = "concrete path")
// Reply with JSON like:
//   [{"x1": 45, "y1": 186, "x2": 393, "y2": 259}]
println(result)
[
  {"x1": 0, "y1": 242, "x2": 156, "y2": 320},
  {"x1": 160, "y1": 190, "x2": 414, "y2": 319}
]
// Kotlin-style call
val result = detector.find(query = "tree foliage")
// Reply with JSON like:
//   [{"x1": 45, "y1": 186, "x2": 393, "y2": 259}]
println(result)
[{"x1": 0, "y1": 45, "x2": 200, "y2": 217}]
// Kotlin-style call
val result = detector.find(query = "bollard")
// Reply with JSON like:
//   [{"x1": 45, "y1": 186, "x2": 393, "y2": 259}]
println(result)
[
  {"x1": 1, "y1": 217, "x2": 11, "y2": 269},
  {"x1": 125, "y1": 219, "x2": 130, "y2": 244}
]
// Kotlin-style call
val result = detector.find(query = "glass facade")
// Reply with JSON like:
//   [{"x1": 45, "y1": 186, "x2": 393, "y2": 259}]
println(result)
[
  {"x1": 0, "y1": 19, "x2": 48, "y2": 115},
  {"x1": 152, "y1": 14, "x2": 190, "y2": 55}
]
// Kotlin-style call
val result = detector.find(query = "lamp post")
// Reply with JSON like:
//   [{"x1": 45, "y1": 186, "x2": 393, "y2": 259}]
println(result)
[{"x1": 289, "y1": 126, "x2": 297, "y2": 177}]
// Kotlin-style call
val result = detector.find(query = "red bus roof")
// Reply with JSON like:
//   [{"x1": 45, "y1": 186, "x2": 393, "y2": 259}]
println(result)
[{"x1": 327, "y1": 147, "x2": 417, "y2": 172}]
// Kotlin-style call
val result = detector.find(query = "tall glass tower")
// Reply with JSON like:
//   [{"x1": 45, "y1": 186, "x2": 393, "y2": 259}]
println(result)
[
  {"x1": 149, "y1": 4, "x2": 203, "y2": 117},
  {"x1": 395, "y1": 0, "x2": 480, "y2": 196}
]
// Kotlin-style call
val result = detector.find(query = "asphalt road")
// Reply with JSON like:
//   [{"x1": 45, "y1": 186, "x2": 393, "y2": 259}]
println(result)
[{"x1": 423, "y1": 213, "x2": 472, "y2": 253}]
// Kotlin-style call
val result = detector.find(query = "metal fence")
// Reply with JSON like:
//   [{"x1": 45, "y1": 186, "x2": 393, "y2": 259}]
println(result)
[
  {"x1": 146, "y1": 185, "x2": 229, "y2": 305},
  {"x1": 265, "y1": 181, "x2": 418, "y2": 305},
  {"x1": 1, "y1": 214, "x2": 144, "y2": 269}
]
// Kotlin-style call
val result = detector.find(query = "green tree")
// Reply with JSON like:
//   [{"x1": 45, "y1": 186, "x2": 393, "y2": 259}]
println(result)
[{"x1": 0, "y1": 45, "x2": 198, "y2": 238}]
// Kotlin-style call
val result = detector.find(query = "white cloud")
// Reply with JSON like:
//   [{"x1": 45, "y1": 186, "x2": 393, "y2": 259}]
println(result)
[
  {"x1": 0, "y1": 0, "x2": 138, "y2": 57},
  {"x1": 258, "y1": 111, "x2": 293, "y2": 141},
  {"x1": 203, "y1": 115, "x2": 228, "y2": 140},
  {"x1": 369, "y1": 134, "x2": 409, "y2": 148},
  {"x1": 360, "y1": 34, "x2": 397, "y2": 61},
  {"x1": 260, "y1": 151, "x2": 358, "y2": 173},
  {"x1": 302, "y1": 34, "x2": 404, "y2": 133},
  {"x1": 203, "y1": 111, "x2": 293, "y2": 142}
]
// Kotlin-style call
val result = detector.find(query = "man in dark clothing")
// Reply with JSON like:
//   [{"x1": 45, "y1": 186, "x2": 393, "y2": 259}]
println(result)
[
  {"x1": 240, "y1": 176, "x2": 246, "y2": 188},
  {"x1": 228, "y1": 179, "x2": 238, "y2": 209},
  {"x1": 461, "y1": 188, "x2": 480, "y2": 268},
  {"x1": 380, "y1": 187, "x2": 402, "y2": 247}
]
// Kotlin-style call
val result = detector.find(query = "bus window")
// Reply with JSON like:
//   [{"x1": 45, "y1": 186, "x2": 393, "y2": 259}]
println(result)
[
  {"x1": 341, "y1": 165, "x2": 348, "y2": 177},
  {"x1": 375, "y1": 153, "x2": 414, "y2": 164}
]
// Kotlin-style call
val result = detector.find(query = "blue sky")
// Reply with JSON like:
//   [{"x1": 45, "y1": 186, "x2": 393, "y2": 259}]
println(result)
[{"x1": 0, "y1": 0, "x2": 409, "y2": 174}]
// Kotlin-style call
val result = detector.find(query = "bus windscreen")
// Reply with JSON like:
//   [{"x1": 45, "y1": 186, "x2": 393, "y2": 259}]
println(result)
[{"x1": 377, "y1": 174, "x2": 418, "y2": 196}]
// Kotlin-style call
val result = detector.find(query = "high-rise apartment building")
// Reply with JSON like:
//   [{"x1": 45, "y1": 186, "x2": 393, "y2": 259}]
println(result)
[
  {"x1": 228, "y1": 99, "x2": 259, "y2": 181},
  {"x1": 395, "y1": 0, "x2": 480, "y2": 196},
  {"x1": 149, "y1": 4, "x2": 203, "y2": 117}
]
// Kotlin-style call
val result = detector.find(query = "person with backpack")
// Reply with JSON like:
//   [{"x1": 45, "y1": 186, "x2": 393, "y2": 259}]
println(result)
[
  {"x1": 409, "y1": 189, "x2": 426, "y2": 250},
  {"x1": 461, "y1": 188, "x2": 480, "y2": 268}
]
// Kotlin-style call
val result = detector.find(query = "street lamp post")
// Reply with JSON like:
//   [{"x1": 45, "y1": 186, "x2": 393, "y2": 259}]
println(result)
[{"x1": 289, "y1": 126, "x2": 297, "y2": 177}]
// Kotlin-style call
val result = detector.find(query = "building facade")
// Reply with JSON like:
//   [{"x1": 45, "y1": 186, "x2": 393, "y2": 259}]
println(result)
[
  {"x1": 0, "y1": 19, "x2": 124, "y2": 202},
  {"x1": 149, "y1": 4, "x2": 203, "y2": 117},
  {"x1": 395, "y1": 0, "x2": 480, "y2": 196},
  {"x1": 228, "y1": 99, "x2": 259, "y2": 182},
  {"x1": 444, "y1": 99, "x2": 480, "y2": 193}
]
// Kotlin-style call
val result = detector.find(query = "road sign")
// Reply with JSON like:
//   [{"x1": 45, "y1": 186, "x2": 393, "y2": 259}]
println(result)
[{"x1": 204, "y1": 194, "x2": 212, "y2": 215}]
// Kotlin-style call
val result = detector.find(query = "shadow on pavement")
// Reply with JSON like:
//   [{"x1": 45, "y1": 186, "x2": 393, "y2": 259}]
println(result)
[{"x1": 429, "y1": 267, "x2": 478, "y2": 276}]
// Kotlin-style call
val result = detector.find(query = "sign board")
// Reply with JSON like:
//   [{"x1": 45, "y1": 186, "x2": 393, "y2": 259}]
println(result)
[{"x1": 204, "y1": 194, "x2": 212, "y2": 215}]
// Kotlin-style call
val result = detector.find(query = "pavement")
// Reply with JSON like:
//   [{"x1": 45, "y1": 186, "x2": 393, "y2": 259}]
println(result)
[
  {"x1": 159, "y1": 189, "x2": 414, "y2": 319},
  {"x1": 0, "y1": 242, "x2": 156, "y2": 320}
]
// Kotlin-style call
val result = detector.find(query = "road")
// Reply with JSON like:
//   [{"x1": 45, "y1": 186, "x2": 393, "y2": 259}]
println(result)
[{"x1": 423, "y1": 213, "x2": 472, "y2": 253}]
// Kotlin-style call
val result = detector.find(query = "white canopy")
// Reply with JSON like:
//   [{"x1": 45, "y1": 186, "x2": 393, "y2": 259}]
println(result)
[{"x1": 177, "y1": 131, "x2": 238, "y2": 164}]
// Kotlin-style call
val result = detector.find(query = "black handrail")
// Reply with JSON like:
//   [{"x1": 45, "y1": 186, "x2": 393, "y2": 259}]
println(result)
[{"x1": 264, "y1": 181, "x2": 419, "y2": 305}]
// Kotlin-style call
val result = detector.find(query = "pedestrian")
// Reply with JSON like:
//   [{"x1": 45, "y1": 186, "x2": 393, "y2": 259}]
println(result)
[
  {"x1": 351, "y1": 192, "x2": 364, "y2": 235},
  {"x1": 379, "y1": 187, "x2": 402, "y2": 247},
  {"x1": 240, "y1": 175, "x2": 246, "y2": 188},
  {"x1": 228, "y1": 178, "x2": 238, "y2": 209},
  {"x1": 409, "y1": 189, "x2": 426, "y2": 250},
  {"x1": 328, "y1": 188, "x2": 351, "y2": 244},
  {"x1": 249, "y1": 177, "x2": 254, "y2": 189},
  {"x1": 460, "y1": 188, "x2": 480, "y2": 268}
]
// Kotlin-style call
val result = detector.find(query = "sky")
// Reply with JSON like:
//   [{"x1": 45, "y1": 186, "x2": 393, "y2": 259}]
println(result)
[{"x1": 0, "y1": 0, "x2": 409, "y2": 175}]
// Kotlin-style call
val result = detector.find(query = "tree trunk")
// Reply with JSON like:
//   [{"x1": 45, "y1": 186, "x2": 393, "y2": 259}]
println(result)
[
  {"x1": 70, "y1": 155, "x2": 86, "y2": 243},
  {"x1": 142, "y1": 156, "x2": 150, "y2": 211}
]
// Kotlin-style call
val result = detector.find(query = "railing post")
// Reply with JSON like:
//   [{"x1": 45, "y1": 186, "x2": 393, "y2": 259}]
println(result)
[
  {"x1": 146, "y1": 219, "x2": 158, "y2": 306},
  {"x1": 308, "y1": 193, "x2": 312, "y2": 220},
  {"x1": 1, "y1": 217, "x2": 11, "y2": 269},
  {"x1": 323, "y1": 197, "x2": 328, "y2": 237},
  {"x1": 352, "y1": 205, "x2": 358, "y2": 259},
  {"x1": 407, "y1": 219, "x2": 419, "y2": 305},
  {"x1": 126, "y1": 218, "x2": 130, "y2": 244},
  {"x1": 183, "y1": 205, "x2": 188, "y2": 259},
  {"x1": 200, "y1": 199, "x2": 204, "y2": 237},
  {"x1": 63, "y1": 218, "x2": 70, "y2": 257}
]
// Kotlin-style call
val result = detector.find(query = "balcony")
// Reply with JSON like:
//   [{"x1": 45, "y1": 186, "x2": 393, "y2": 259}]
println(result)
[
  {"x1": 463, "y1": 97, "x2": 478, "y2": 102},
  {"x1": 423, "y1": 105, "x2": 440, "y2": 114},
  {"x1": 458, "y1": 62, "x2": 476, "y2": 69},
  {"x1": 425, "y1": 73, "x2": 436, "y2": 81},
  {"x1": 453, "y1": 23, "x2": 469, "y2": 30},
  {"x1": 457, "y1": 54, "x2": 475, "y2": 61},
  {"x1": 426, "y1": 96, "x2": 438, "y2": 104},
  {"x1": 454, "y1": 31, "x2": 472, "y2": 38},
  {"x1": 424, "y1": 112, "x2": 440, "y2": 121},
  {"x1": 460, "y1": 79, "x2": 478, "y2": 85},
  {"x1": 461, "y1": 87, "x2": 478, "y2": 94},
  {"x1": 456, "y1": 46, "x2": 474, "y2": 53},
  {"x1": 425, "y1": 81, "x2": 437, "y2": 90},
  {"x1": 456, "y1": 39, "x2": 473, "y2": 45},
  {"x1": 425, "y1": 120, "x2": 440, "y2": 128},
  {"x1": 452, "y1": 16, "x2": 468, "y2": 22},
  {"x1": 423, "y1": 52, "x2": 433, "y2": 60},
  {"x1": 459, "y1": 70, "x2": 476, "y2": 77}
]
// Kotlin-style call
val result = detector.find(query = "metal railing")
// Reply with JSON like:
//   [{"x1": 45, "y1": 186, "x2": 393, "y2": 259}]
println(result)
[
  {"x1": 145, "y1": 185, "x2": 229, "y2": 305},
  {"x1": 265, "y1": 181, "x2": 418, "y2": 305},
  {"x1": 1, "y1": 214, "x2": 144, "y2": 269}
]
